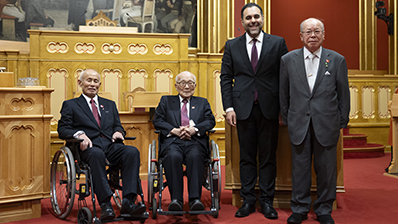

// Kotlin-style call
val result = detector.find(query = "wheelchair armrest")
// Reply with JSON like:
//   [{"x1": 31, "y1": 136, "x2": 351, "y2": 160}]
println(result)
[
  {"x1": 114, "y1": 136, "x2": 136, "y2": 143},
  {"x1": 207, "y1": 130, "x2": 215, "y2": 134},
  {"x1": 65, "y1": 138, "x2": 84, "y2": 143},
  {"x1": 154, "y1": 130, "x2": 160, "y2": 134},
  {"x1": 124, "y1": 136, "x2": 136, "y2": 141}
]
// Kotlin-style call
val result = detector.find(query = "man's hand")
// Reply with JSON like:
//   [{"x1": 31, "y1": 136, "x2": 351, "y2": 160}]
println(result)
[
  {"x1": 79, "y1": 133, "x2": 92, "y2": 151},
  {"x1": 226, "y1": 111, "x2": 236, "y2": 127},
  {"x1": 112, "y1": 131, "x2": 124, "y2": 142},
  {"x1": 180, "y1": 126, "x2": 196, "y2": 140}
]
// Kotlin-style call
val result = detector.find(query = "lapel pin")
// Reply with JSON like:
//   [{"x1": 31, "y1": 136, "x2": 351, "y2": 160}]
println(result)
[{"x1": 192, "y1": 106, "x2": 195, "y2": 109}]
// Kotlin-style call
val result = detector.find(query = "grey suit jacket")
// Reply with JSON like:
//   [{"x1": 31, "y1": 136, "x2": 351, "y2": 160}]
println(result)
[{"x1": 279, "y1": 47, "x2": 350, "y2": 147}]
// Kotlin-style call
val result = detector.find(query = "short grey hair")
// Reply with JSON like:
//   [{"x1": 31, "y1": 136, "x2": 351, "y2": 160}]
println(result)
[
  {"x1": 79, "y1": 69, "x2": 101, "y2": 82},
  {"x1": 175, "y1": 71, "x2": 196, "y2": 82},
  {"x1": 300, "y1": 18, "x2": 325, "y2": 32}
]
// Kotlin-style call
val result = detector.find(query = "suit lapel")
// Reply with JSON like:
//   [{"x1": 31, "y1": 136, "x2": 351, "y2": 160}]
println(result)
[
  {"x1": 238, "y1": 34, "x2": 255, "y2": 75},
  {"x1": 172, "y1": 95, "x2": 181, "y2": 126},
  {"x1": 98, "y1": 97, "x2": 106, "y2": 127},
  {"x1": 189, "y1": 97, "x2": 196, "y2": 123},
  {"x1": 77, "y1": 95, "x2": 99, "y2": 127},
  {"x1": 312, "y1": 49, "x2": 330, "y2": 94},
  {"x1": 256, "y1": 31, "x2": 270, "y2": 74},
  {"x1": 294, "y1": 48, "x2": 311, "y2": 95}
]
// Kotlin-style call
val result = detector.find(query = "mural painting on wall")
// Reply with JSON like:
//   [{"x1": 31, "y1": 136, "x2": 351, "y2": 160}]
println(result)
[{"x1": 1, "y1": 0, "x2": 197, "y2": 47}]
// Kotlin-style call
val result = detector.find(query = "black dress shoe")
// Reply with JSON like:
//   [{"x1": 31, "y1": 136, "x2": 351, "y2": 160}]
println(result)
[
  {"x1": 260, "y1": 203, "x2": 278, "y2": 219},
  {"x1": 168, "y1": 199, "x2": 183, "y2": 211},
  {"x1": 287, "y1": 213, "x2": 308, "y2": 224},
  {"x1": 100, "y1": 202, "x2": 115, "y2": 221},
  {"x1": 235, "y1": 203, "x2": 255, "y2": 217},
  {"x1": 189, "y1": 199, "x2": 204, "y2": 211},
  {"x1": 120, "y1": 198, "x2": 147, "y2": 215},
  {"x1": 317, "y1": 215, "x2": 335, "y2": 224}
]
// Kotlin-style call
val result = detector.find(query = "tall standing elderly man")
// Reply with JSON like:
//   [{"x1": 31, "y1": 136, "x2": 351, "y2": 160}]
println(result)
[
  {"x1": 57, "y1": 69, "x2": 146, "y2": 221},
  {"x1": 220, "y1": 2, "x2": 288, "y2": 219},
  {"x1": 152, "y1": 71, "x2": 216, "y2": 211},
  {"x1": 279, "y1": 18, "x2": 350, "y2": 224}
]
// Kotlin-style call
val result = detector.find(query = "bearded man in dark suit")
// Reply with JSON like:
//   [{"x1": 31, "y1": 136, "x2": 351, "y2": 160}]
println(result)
[{"x1": 220, "y1": 2, "x2": 288, "y2": 220}]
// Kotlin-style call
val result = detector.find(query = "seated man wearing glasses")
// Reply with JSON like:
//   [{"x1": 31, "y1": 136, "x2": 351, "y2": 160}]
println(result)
[{"x1": 152, "y1": 71, "x2": 216, "y2": 211}]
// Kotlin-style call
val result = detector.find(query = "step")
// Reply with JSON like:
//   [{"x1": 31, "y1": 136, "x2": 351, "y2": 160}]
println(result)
[
  {"x1": 343, "y1": 134, "x2": 368, "y2": 147},
  {"x1": 343, "y1": 143, "x2": 385, "y2": 159}
]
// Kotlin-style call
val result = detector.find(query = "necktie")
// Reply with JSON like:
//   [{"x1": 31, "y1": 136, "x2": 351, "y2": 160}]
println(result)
[
  {"x1": 251, "y1": 39, "x2": 259, "y2": 101},
  {"x1": 307, "y1": 54, "x2": 317, "y2": 92},
  {"x1": 90, "y1": 99, "x2": 101, "y2": 127},
  {"x1": 251, "y1": 39, "x2": 258, "y2": 72},
  {"x1": 181, "y1": 99, "x2": 189, "y2": 126}
]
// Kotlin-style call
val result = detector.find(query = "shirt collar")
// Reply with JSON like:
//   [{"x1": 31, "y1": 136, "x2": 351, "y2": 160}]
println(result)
[
  {"x1": 82, "y1": 93, "x2": 98, "y2": 105},
  {"x1": 178, "y1": 95, "x2": 191, "y2": 103},
  {"x1": 246, "y1": 31, "x2": 263, "y2": 45},
  {"x1": 303, "y1": 46, "x2": 322, "y2": 59}
]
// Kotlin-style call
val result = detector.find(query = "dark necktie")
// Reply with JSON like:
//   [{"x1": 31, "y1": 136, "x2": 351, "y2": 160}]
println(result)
[
  {"x1": 90, "y1": 99, "x2": 101, "y2": 127},
  {"x1": 181, "y1": 99, "x2": 189, "y2": 126},
  {"x1": 251, "y1": 39, "x2": 259, "y2": 101},
  {"x1": 251, "y1": 39, "x2": 258, "y2": 72}
]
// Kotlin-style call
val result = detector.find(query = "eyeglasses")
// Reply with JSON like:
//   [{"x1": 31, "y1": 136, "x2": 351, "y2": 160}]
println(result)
[
  {"x1": 302, "y1": 30, "x2": 323, "y2": 36},
  {"x1": 177, "y1": 81, "x2": 196, "y2": 88}
]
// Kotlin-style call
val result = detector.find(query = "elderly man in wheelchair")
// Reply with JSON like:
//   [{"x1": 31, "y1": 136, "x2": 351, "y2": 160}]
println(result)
[
  {"x1": 55, "y1": 69, "x2": 147, "y2": 223},
  {"x1": 151, "y1": 71, "x2": 217, "y2": 214}
]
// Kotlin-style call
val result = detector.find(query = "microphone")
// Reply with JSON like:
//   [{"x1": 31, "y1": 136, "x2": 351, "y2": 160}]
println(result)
[
  {"x1": 238, "y1": 27, "x2": 241, "y2": 36},
  {"x1": 126, "y1": 13, "x2": 136, "y2": 24}
]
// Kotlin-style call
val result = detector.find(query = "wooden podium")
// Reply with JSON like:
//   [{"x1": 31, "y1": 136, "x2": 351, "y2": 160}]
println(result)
[
  {"x1": 0, "y1": 87, "x2": 54, "y2": 223},
  {"x1": 387, "y1": 94, "x2": 398, "y2": 174}
]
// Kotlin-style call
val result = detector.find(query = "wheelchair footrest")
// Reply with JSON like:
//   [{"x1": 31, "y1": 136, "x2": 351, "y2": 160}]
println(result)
[{"x1": 118, "y1": 211, "x2": 149, "y2": 220}]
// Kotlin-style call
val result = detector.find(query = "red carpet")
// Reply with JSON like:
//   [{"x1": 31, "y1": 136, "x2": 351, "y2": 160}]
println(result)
[{"x1": 5, "y1": 154, "x2": 398, "y2": 224}]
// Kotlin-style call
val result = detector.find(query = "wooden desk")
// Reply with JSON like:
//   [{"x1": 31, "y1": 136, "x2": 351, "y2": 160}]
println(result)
[
  {"x1": 0, "y1": 87, "x2": 53, "y2": 223},
  {"x1": 224, "y1": 124, "x2": 344, "y2": 208},
  {"x1": 119, "y1": 111, "x2": 156, "y2": 180}
]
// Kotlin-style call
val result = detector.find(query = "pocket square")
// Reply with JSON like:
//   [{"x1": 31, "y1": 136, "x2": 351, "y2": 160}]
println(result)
[{"x1": 325, "y1": 71, "x2": 331, "y2": 75}]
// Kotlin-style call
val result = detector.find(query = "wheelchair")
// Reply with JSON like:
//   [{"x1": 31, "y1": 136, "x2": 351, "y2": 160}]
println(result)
[
  {"x1": 147, "y1": 130, "x2": 221, "y2": 218},
  {"x1": 50, "y1": 137, "x2": 149, "y2": 224}
]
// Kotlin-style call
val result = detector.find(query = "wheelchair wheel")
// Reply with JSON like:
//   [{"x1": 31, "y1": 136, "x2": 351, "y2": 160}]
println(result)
[
  {"x1": 113, "y1": 189, "x2": 122, "y2": 210},
  {"x1": 77, "y1": 207, "x2": 92, "y2": 224},
  {"x1": 211, "y1": 140, "x2": 222, "y2": 206},
  {"x1": 50, "y1": 146, "x2": 76, "y2": 219},
  {"x1": 152, "y1": 198, "x2": 157, "y2": 219},
  {"x1": 212, "y1": 197, "x2": 219, "y2": 218},
  {"x1": 147, "y1": 140, "x2": 156, "y2": 207}
]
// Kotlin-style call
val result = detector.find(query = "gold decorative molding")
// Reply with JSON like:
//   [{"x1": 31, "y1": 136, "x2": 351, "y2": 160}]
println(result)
[
  {"x1": 128, "y1": 43, "x2": 148, "y2": 55},
  {"x1": 102, "y1": 69, "x2": 123, "y2": 78},
  {"x1": 10, "y1": 98, "x2": 34, "y2": 111},
  {"x1": 153, "y1": 44, "x2": 173, "y2": 55},
  {"x1": 154, "y1": 69, "x2": 173, "y2": 79},
  {"x1": 47, "y1": 42, "x2": 69, "y2": 54},
  {"x1": 128, "y1": 69, "x2": 148, "y2": 79},
  {"x1": 75, "y1": 42, "x2": 96, "y2": 54},
  {"x1": 101, "y1": 43, "x2": 122, "y2": 54},
  {"x1": 75, "y1": 69, "x2": 84, "y2": 79},
  {"x1": 47, "y1": 68, "x2": 69, "y2": 78}
]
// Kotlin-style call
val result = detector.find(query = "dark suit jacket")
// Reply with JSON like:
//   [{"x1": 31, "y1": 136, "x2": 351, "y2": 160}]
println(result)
[
  {"x1": 220, "y1": 31, "x2": 288, "y2": 120},
  {"x1": 57, "y1": 95, "x2": 125, "y2": 151},
  {"x1": 279, "y1": 47, "x2": 350, "y2": 147},
  {"x1": 152, "y1": 95, "x2": 215, "y2": 155}
]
